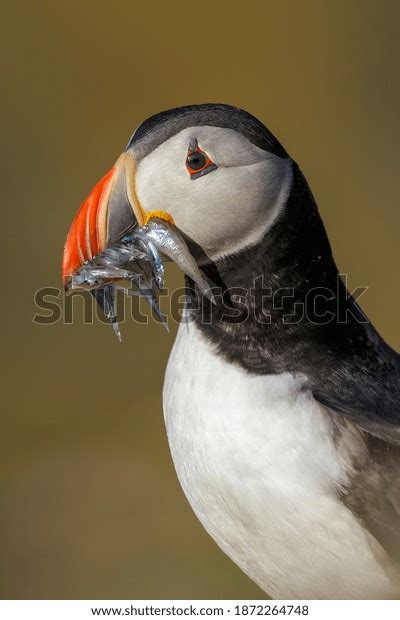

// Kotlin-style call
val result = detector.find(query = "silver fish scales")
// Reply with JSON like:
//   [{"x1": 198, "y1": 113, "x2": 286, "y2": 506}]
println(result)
[{"x1": 66, "y1": 219, "x2": 213, "y2": 340}]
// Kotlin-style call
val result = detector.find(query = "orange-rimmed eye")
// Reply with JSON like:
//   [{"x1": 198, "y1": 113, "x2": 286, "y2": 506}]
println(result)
[
  {"x1": 186, "y1": 140, "x2": 217, "y2": 179},
  {"x1": 187, "y1": 149, "x2": 207, "y2": 171}
]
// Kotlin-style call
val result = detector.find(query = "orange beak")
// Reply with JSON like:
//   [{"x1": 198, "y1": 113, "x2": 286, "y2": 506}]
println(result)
[{"x1": 62, "y1": 152, "x2": 143, "y2": 289}]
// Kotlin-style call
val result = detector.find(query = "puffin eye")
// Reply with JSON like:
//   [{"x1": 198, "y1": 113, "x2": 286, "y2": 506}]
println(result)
[
  {"x1": 187, "y1": 151, "x2": 206, "y2": 170},
  {"x1": 186, "y1": 140, "x2": 217, "y2": 180}
]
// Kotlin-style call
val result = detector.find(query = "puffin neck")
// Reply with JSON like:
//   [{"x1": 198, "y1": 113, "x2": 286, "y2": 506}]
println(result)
[{"x1": 184, "y1": 164, "x2": 367, "y2": 376}]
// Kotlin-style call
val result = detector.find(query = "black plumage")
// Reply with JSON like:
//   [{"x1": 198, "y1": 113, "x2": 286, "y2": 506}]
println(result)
[{"x1": 127, "y1": 103, "x2": 288, "y2": 161}]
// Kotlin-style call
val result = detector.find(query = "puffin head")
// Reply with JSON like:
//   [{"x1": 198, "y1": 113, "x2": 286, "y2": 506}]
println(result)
[{"x1": 62, "y1": 104, "x2": 293, "y2": 283}]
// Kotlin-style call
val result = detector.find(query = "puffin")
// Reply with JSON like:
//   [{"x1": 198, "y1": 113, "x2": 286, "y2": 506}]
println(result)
[{"x1": 62, "y1": 104, "x2": 400, "y2": 599}]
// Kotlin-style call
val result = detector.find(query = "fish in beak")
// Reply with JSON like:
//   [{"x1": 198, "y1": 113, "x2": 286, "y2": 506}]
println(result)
[{"x1": 62, "y1": 151, "x2": 213, "y2": 339}]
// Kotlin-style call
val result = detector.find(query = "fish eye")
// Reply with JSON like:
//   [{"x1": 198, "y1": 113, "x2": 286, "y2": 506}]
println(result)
[{"x1": 186, "y1": 141, "x2": 217, "y2": 180}]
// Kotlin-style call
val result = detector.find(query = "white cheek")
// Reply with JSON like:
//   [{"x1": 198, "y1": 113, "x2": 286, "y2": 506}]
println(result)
[
  {"x1": 182, "y1": 158, "x2": 293, "y2": 258},
  {"x1": 135, "y1": 146, "x2": 187, "y2": 214},
  {"x1": 135, "y1": 127, "x2": 293, "y2": 259}
]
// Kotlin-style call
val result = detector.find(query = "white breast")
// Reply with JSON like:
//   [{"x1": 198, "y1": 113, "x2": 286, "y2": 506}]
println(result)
[{"x1": 163, "y1": 320, "x2": 398, "y2": 599}]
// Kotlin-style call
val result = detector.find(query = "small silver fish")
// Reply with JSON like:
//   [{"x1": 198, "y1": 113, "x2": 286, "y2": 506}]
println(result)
[
  {"x1": 66, "y1": 218, "x2": 213, "y2": 339},
  {"x1": 144, "y1": 219, "x2": 214, "y2": 301}
]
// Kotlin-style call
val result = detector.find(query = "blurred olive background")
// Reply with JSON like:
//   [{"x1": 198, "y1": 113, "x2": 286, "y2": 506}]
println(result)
[{"x1": 1, "y1": 0, "x2": 399, "y2": 600}]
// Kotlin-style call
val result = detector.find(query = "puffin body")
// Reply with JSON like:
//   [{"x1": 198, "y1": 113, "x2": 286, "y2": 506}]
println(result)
[
  {"x1": 164, "y1": 322, "x2": 397, "y2": 599},
  {"x1": 63, "y1": 104, "x2": 400, "y2": 598}
]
